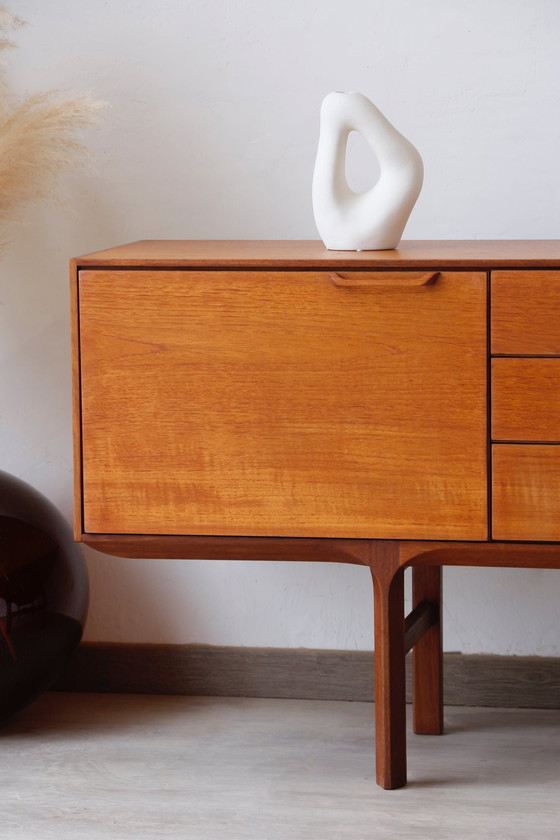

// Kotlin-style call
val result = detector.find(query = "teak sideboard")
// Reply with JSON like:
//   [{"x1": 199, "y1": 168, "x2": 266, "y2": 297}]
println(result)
[{"x1": 71, "y1": 240, "x2": 560, "y2": 789}]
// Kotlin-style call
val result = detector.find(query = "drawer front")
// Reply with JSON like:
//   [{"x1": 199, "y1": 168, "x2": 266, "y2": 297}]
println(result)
[
  {"x1": 492, "y1": 445, "x2": 560, "y2": 541},
  {"x1": 491, "y1": 270, "x2": 560, "y2": 355},
  {"x1": 491, "y1": 358, "x2": 560, "y2": 441},
  {"x1": 78, "y1": 269, "x2": 487, "y2": 540}
]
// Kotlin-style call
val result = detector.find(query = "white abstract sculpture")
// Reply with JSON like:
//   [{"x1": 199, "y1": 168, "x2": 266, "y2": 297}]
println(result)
[{"x1": 312, "y1": 91, "x2": 423, "y2": 251}]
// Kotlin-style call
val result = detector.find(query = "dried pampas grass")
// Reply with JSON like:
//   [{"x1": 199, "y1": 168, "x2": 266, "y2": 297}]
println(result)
[{"x1": 0, "y1": 6, "x2": 103, "y2": 250}]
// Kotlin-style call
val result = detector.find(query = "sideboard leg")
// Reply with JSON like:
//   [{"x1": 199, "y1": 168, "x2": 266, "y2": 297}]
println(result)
[
  {"x1": 370, "y1": 545, "x2": 407, "y2": 789},
  {"x1": 412, "y1": 565, "x2": 443, "y2": 735}
]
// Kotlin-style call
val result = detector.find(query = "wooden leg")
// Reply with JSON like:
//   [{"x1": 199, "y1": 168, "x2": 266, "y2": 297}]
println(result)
[
  {"x1": 369, "y1": 544, "x2": 407, "y2": 790},
  {"x1": 412, "y1": 564, "x2": 443, "y2": 735}
]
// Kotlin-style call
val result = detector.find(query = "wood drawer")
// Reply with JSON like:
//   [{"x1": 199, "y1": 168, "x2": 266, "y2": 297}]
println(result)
[
  {"x1": 77, "y1": 268, "x2": 488, "y2": 540},
  {"x1": 492, "y1": 445, "x2": 560, "y2": 541},
  {"x1": 491, "y1": 271, "x2": 560, "y2": 355},
  {"x1": 491, "y1": 358, "x2": 560, "y2": 441}
]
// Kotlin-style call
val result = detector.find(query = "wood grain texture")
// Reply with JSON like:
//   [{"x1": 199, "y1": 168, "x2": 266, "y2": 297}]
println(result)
[
  {"x1": 399, "y1": 540, "x2": 560, "y2": 569},
  {"x1": 491, "y1": 270, "x2": 560, "y2": 354},
  {"x1": 81, "y1": 534, "x2": 560, "y2": 568},
  {"x1": 74, "y1": 239, "x2": 560, "y2": 269},
  {"x1": 492, "y1": 358, "x2": 560, "y2": 441},
  {"x1": 70, "y1": 259, "x2": 84, "y2": 540},
  {"x1": 404, "y1": 600, "x2": 438, "y2": 655},
  {"x1": 369, "y1": 543, "x2": 407, "y2": 789},
  {"x1": 327, "y1": 270, "x2": 440, "y2": 288},
  {"x1": 412, "y1": 565, "x2": 443, "y2": 735},
  {"x1": 78, "y1": 269, "x2": 487, "y2": 540},
  {"x1": 492, "y1": 445, "x2": 560, "y2": 541},
  {"x1": 79, "y1": 534, "x2": 371, "y2": 564}
]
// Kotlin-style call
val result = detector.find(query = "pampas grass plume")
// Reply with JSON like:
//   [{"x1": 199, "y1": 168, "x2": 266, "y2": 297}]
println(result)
[{"x1": 0, "y1": 6, "x2": 103, "y2": 248}]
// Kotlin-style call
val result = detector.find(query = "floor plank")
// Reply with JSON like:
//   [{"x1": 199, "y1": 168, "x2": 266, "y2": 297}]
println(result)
[{"x1": 1, "y1": 693, "x2": 559, "y2": 839}]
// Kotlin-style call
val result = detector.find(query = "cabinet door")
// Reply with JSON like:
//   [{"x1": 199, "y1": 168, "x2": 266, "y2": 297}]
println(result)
[{"x1": 78, "y1": 269, "x2": 487, "y2": 540}]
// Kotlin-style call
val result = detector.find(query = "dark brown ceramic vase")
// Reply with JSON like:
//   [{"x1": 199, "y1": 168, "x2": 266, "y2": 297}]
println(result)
[{"x1": 0, "y1": 470, "x2": 87, "y2": 717}]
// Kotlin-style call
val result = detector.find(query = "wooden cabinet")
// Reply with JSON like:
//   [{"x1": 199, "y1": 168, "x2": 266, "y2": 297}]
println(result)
[
  {"x1": 71, "y1": 241, "x2": 560, "y2": 790},
  {"x1": 77, "y1": 267, "x2": 487, "y2": 541},
  {"x1": 73, "y1": 244, "x2": 560, "y2": 547}
]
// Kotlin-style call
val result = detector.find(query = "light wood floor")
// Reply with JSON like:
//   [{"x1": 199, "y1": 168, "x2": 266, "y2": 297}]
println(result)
[{"x1": 1, "y1": 693, "x2": 559, "y2": 839}]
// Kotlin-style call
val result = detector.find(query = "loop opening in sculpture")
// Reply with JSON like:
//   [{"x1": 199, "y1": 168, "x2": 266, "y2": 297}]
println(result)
[{"x1": 345, "y1": 129, "x2": 381, "y2": 195}]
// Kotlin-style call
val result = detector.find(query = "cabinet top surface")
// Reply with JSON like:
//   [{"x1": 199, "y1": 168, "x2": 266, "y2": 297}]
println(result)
[{"x1": 73, "y1": 240, "x2": 560, "y2": 269}]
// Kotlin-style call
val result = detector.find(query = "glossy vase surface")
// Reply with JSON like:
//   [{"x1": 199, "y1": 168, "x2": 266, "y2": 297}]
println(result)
[{"x1": 0, "y1": 470, "x2": 87, "y2": 717}]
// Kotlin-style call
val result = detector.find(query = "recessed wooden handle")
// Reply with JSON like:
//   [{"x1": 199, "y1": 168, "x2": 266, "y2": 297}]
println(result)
[{"x1": 328, "y1": 271, "x2": 440, "y2": 289}]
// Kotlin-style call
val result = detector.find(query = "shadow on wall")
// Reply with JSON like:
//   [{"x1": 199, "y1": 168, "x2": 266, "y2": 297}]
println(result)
[
  {"x1": 83, "y1": 546, "x2": 213, "y2": 645},
  {"x1": 0, "y1": 188, "x2": 127, "y2": 510}
]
